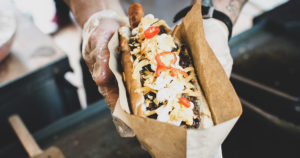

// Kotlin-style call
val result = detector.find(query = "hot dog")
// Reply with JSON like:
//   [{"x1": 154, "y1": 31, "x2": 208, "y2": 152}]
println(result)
[
  {"x1": 128, "y1": 2, "x2": 144, "y2": 29},
  {"x1": 119, "y1": 3, "x2": 213, "y2": 128}
]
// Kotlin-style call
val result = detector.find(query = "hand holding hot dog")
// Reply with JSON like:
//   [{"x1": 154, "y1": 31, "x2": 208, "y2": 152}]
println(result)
[
  {"x1": 82, "y1": 18, "x2": 120, "y2": 109},
  {"x1": 64, "y1": 0, "x2": 124, "y2": 109}
]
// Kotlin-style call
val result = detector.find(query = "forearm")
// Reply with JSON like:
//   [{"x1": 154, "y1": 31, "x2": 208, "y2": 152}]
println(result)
[
  {"x1": 64, "y1": 0, "x2": 124, "y2": 27},
  {"x1": 212, "y1": 0, "x2": 248, "y2": 24}
]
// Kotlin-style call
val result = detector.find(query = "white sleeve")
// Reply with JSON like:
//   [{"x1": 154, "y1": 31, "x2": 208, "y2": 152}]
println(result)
[{"x1": 203, "y1": 18, "x2": 233, "y2": 77}]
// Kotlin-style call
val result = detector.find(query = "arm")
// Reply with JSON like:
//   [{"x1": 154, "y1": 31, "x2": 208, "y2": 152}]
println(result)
[
  {"x1": 202, "y1": 0, "x2": 248, "y2": 76},
  {"x1": 64, "y1": 0, "x2": 125, "y2": 27},
  {"x1": 212, "y1": 0, "x2": 248, "y2": 24},
  {"x1": 64, "y1": 0, "x2": 125, "y2": 108},
  {"x1": 65, "y1": 0, "x2": 134, "y2": 136}
]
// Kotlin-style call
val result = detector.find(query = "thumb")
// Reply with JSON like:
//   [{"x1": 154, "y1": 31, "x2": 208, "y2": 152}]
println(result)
[{"x1": 82, "y1": 18, "x2": 120, "y2": 109}]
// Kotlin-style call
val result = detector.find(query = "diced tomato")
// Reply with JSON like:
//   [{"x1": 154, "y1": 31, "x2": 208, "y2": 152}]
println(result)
[
  {"x1": 178, "y1": 97, "x2": 191, "y2": 108},
  {"x1": 144, "y1": 26, "x2": 160, "y2": 39}
]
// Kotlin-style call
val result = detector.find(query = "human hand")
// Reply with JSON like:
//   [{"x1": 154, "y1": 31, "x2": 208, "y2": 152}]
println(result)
[
  {"x1": 64, "y1": 0, "x2": 125, "y2": 110},
  {"x1": 203, "y1": 0, "x2": 248, "y2": 76},
  {"x1": 66, "y1": 0, "x2": 133, "y2": 136},
  {"x1": 82, "y1": 15, "x2": 135, "y2": 137},
  {"x1": 82, "y1": 18, "x2": 120, "y2": 110},
  {"x1": 190, "y1": 0, "x2": 248, "y2": 76}
]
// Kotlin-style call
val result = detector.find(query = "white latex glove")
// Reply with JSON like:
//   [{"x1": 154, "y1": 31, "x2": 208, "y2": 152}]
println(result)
[
  {"x1": 82, "y1": 11, "x2": 135, "y2": 137},
  {"x1": 82, "y1": 11, "x2": 128, "y2": 110}
]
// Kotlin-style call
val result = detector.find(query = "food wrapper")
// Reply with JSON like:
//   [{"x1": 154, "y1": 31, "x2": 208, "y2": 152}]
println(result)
[{"x1": 107, "y1": 1, "x2": 242, "y2": 158}]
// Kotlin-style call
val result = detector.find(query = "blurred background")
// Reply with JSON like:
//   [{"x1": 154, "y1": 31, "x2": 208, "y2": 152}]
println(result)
[{"x1": 0, "y1": 0, "x2": 299, "y2": 158}]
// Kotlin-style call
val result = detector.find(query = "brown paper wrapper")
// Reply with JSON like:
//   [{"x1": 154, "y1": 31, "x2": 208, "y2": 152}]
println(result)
[{"x1": 108, "y1": 1, "x2": 242, "y2": 157}]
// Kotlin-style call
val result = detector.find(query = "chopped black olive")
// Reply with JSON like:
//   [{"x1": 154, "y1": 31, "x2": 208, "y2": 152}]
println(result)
[
  {"x1": 179, "y1": 46, "x2": 191, "y2": 68},
  {"x1": 180, "y1": 118, "x2": 200, "y2": 129},
  {"x1": 158, "y1": 102, "x2": 163, "y2": 108},
  {"x1": 148, "y1": 113, "x2": 158, "y2": 119},
  {"x1": 146, "y1": 102, "x2": 157, "y2": 111},
  {"x1": 140, "y1": 76, "x2": 145, "y2": 87},
  {"x1": 145, "y1": 92, "x2": 156, "y2": 101},
  {"x1": 189, "y1": 96, "x2": 197, "y2": 103},
  {"x1": 182, "y1": 94, "x2": 188, "y2": 99},
  {"x1": 158, "y1": 25, "x2": 166, "y2": 35},
  {"x1": 171, "y1": 47, "x2": 178, "y2": 52},
  {"x1": 192, "y1": 104, "x2": 200, "y2": 116},
  {"x1": 129, "y1": 38, "x2": 139, "y2": 51},
  {"x1": 132, "y1": 54, "x2": 137, "y2": 60},
  {"x1": 130, "y1": 46, "x2": 136, "y2": 51},
  {"x1": 192, "y1": 118, "x2": 200, "y2": 128},
  {"x1": 140, "y1": 64, "x2": 154, "y2": 86},
  {"x1": 175, "y1": 43, "x2": 179, "y2": 49},
  {"x1": 171, "y1": 43, "x2": 179, "y2": 52},
  {"x1": 145, "y1": 101, "x2": 163, "y2": 111},
  {"x1": 180, "y1": 121, "x2": 186, "y2": 126},
  {"x1": 129, "y1": 38, "x2": 137, "y2": 44},
  {"x1": 142, "y1": 64, "x2": 154, "y2": 73}
]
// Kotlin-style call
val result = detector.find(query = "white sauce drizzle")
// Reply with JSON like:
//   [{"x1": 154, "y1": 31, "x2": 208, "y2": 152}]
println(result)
[{"x1": 129, "y1": 14, "x2": 200, "y2": 126}]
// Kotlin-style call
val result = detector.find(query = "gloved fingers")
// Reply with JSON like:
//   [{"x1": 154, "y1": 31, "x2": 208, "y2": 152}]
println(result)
[
  {"x1": 82, "y1": 18, "x2": 121, "y2": 110},
  {"x1": 112, "y1": 116, "x2": 135, "y2": 137},
  {"x1": 81, "y1": 10, "x2": 135, "y2": 137},
  {"x1": 98, "y1": 80, "x2": 119, "y2": 111}
]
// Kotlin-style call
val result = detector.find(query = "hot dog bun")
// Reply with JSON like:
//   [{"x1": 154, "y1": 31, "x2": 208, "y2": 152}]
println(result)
[{"x1": 119, "y1": 27, "x2": 144, "y2": 116}]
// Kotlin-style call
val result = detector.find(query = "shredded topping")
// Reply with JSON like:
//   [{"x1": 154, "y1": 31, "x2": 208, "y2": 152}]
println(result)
[{"x1": 128, "y1": 14, "x2": 205, "y2": 127}]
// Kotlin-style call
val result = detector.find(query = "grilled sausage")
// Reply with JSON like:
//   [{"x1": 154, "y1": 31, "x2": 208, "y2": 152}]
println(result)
[{"x1": 128, "y1": 2, "x2": 144, "y2": 29}]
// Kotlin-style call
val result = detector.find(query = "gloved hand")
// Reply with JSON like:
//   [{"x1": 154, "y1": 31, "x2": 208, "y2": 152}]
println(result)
[{"x1": 82, "y1": 18, "x2": 121, "y2": 110}]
